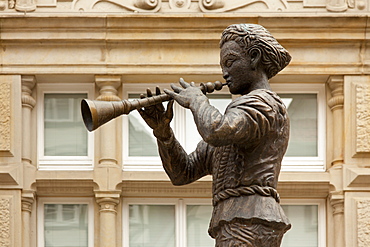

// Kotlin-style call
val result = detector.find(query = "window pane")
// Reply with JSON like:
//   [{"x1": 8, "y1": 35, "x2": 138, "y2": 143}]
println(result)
[
  {"x1": 129, "y1": 205, "x2": 175, "y2": 247},
  {"x1": 44, "y1": 94, "x2": 88, "y2": 156},
  {"x1": 128, "y1": 94, "x2": 159, "y2": 157},
  {"x1": 279, "y1": 94, "x2": 318, "y2": 157},
  {"x1": 44, "y1": 204, "x2": 88, "y2": 247},
  {"x1": 281, "y1": 205, "x2": 318, "y2": 247},
  {"x1": 187, "y1": 205, "x2": 214, "y2": 247},
  {"x1": 185, "y1": 95, "x2": 232, "y2": 153}
]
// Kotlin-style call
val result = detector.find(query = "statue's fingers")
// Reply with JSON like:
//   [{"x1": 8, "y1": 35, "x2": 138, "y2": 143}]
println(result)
[
  {"x1": 146, "y1": 88, "x2": 153, "y2": 97},
  {"x1": 165, "y1": 100, "x2": 174, "y2": 121},
  {"x1": 170, "y1": 83, "x2": 182, "y2": 93},
  {"x1": 140, "y1": 93, "x2": 146, "y2": 99},
  {"x1": 179, "y1": 78, "x2": 190, "y2": 88},
  {"x1": 190, "y1": 81, "x2": 196, "y2": 87},
  {"x1": 155, "y1": 86, "x2": 161, "y2": 96},
  {"x1": 164, "y1": 88, "x2": 177, "y2": 98}
]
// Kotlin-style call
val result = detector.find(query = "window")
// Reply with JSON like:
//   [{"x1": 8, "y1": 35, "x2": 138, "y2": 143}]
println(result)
[
  {"x1": 272, "y1": 84, "x2": 326, "y2": 171},
  {"x1": 37, "y1": 84, "x2": 94, "y2": 170},
  {"x1": 122, "y1": 83, "x2": 231, "y2": 171},
  {"x1": 123, "y1": 198, "x2": 325, "y2": 247},
  {"x1": 37, "y1": 198, "x2": 94, "y2": 247},
  {"x1": 281, "y1": 199, "x2": 326, "y2": 247},
  {"x1": 122, "y1": 83, "x2": 325, "y2": 172},
  {"x1": 122, "y1": 198, "x2": 214, "y2": 247}
]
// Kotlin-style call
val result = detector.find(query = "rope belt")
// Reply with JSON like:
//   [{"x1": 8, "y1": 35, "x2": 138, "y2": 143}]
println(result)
[{"x1": 213, "y1": 185, "x2": 280, "y2": 206}]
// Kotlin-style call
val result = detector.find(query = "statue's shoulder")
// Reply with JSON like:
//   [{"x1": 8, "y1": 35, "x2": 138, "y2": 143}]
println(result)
[{"x1": 229, "y1": 89, "x2": 281, "y2": 109}]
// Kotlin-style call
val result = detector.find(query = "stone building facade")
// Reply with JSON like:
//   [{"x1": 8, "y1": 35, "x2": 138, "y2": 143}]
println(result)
[{"x1": 0, "y1": 0, "x2": 370, "y2": 246}]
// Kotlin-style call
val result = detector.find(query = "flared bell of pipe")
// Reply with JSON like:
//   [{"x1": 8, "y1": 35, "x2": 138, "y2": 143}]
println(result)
[{"x1": 81, "y1": 99, "x2": 125, "y2": 132}]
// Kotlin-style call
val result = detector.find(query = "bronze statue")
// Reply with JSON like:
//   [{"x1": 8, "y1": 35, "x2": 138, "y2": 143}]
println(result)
[{"x1": 138, "y1": 24, "x2": 292, "y2": 247}]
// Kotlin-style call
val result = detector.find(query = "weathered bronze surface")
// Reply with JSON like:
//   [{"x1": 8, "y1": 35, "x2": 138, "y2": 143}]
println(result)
[
  {"x1": 81, "y1": 81, "x2": 225, "y2": 131},
  {"x1": 138, "y1": 24, "x2": 292, "y2": 247}
]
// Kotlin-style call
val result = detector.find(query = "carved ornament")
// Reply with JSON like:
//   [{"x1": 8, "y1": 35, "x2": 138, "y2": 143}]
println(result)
[
  {"x1": 0, "y1": 197, "x2": 11, "y2": 247},
  {"x1": 357, "y1": 199, "x2": 370, "y2": 247},
  {"x1": 355, "y1": 83, "x2": 370, "y2": 153},
  {"x1": 73, "y1": 0, "x2": 162, "y2": 12},
  {"x1": 0, "y1": 81, "x2": 11, "y2": 154}
]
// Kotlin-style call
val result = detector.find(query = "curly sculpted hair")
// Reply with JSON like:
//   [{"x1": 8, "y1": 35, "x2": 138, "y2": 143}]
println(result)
[{"x1": 220, "y1": 24, "x2": 291, "y2": 79}]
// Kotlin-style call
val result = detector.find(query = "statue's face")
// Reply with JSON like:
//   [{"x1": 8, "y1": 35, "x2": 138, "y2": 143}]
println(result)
[{"x1": 220, "y1": 40, "x2": 253, "y2": 95}]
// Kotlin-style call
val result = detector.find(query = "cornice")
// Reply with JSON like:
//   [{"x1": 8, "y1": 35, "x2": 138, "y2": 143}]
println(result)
[{"x1": 0, "y1": 15, "x2": 369, "y2": 42}]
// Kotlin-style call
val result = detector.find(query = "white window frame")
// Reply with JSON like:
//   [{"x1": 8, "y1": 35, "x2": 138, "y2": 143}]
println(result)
[
  {"x1": 122, "y1": 83, "x2": 230, "y2": 171},
  {"x1": 123, "y1": 198, "x2": 325, "y2": 247},
  {"x1": 37, "y1": 197, "x2": 94, "y2": 247},
  {"x1": 37, "y1": 83, "x2": 94, "y2": 170},
  {"x1": 122, "y1": 83, "x2": 325, "y2": 172},
  {"x1": 280, "y1": 198, "x2": 326, "y2": 247},
  {"x1": 272, "y1": 83, "x2": 326, "y2": 172},
  {"x1": 122, "y1": 198, "x2": 213, "y2": 247}
]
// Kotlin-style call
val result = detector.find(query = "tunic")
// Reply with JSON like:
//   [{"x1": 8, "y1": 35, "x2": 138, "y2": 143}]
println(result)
[{"x1": 157, "y1": 89, "x2": 291, "y2": 238}]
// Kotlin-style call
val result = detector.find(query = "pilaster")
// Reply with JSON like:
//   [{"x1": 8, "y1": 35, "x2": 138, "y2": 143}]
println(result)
[
  {"x1": 21, "y1": 75, "x2": 36, "y2": 247},
  {"x1": 327, "y1": 75, "x2": 345, "y2": 247},
  {"x1": 95, "y1": 193, "x2": 120, "y2": 247},
  {"x1": 327, "y1": 76, "x2": 344, "y2": 167},
  {"x1": 95, "y1": 75, "x2": 121, "y2": 166}
]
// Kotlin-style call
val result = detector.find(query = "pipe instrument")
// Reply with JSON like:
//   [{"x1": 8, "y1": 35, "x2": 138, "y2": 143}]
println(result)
[{"x1": 81, "y1": 81, "x2": 226, "y2": 132}]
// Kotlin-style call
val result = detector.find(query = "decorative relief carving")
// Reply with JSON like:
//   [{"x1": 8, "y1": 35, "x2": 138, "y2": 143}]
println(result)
[
  {"x1": 169, "y1": 0, "x2": 191, "y2": 10},
  {"x1": 355, "y1": 84, "x2": 370, "y2": 153},
  {"x1": 0, "y1": 198, "x2": 11, "y2": 247},
  {"x1": 0, "y1": 81, "x2": 11, "y2": 153},
  {"x1": 73, "y1": 0, "x2": 161, "y2": 12},
  {"x1": 357, "y1": 199, "x2": 370, "y2": 247},
  {"x1": 15, "y1": 0, "x2": 36, "y2": 11},
  {"x1": 8, "y1": 0, "x2": 15, "y2": 9},
  {"x1": 199, "y1": 0, "x2": 271, "y2": 12},
  {"x1": 11, "y1": 0, "x2": 362, "y2": 13},
  {"x1": 96, "y1": 197, "x2": 119, "y2": 214}
]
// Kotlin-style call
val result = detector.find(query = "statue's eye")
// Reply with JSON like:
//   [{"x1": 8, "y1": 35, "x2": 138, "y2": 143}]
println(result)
[{"x1": 225, "y1": 59, "x2": 234, "y2": 67}]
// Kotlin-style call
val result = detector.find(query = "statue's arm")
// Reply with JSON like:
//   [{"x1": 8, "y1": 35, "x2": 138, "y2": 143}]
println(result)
[
  {"x1": 191, "y1": 95, "x2": 272, "y2": 147},
  {"x1": 157, "y1": 131, "x2": 213, "y2": 186}
]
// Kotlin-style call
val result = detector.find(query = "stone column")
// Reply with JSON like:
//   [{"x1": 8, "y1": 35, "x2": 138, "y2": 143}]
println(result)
[
  {"x1": 328, "y1": 76, "x2": 344, "y2": 167},
  {"x1": 327, "y1": 76, "x2": 345, "y2": 247},
  {"x1": 96, "y1": 195, "x2": 120, "y2": 247},
  {"x1": 21, "y1": 75, "x2": 36, "y2": 247},
  {"x1": 94, "y1": 75, "x2": 122, "y2": 247},
  {"x1": 95, "y1": 75, "x2": 121, "y2": 166}
]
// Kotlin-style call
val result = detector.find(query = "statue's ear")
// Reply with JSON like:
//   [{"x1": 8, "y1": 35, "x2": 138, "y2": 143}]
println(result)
[{"x1": 249, "y1": 48, "x2": 262, "y2": 70}]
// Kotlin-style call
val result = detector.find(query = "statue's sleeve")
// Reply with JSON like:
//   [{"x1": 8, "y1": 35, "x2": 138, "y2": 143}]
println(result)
[
  {"x1": 190, "y1": 92, "x2": 275, "y2": 147},
  {"x1": 157, "y1": 131, "x2": 213, "y2": 186}
]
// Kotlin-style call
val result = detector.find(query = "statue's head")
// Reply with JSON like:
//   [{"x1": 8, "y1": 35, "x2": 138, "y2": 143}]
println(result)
[{"x1": 220, "y1": 24, "x2": 291, "y2": 79}]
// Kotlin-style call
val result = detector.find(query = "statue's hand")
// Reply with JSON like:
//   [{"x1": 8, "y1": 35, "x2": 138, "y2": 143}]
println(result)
[
  {"x1": 138, "y1": 87, "x2": 174, "y2": 141},
  {"x1": 164, "y1": 78, "x2": 207, "y2": 109}
]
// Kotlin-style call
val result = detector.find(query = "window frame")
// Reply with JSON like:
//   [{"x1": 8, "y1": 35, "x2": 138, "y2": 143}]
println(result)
[
  {"x1": 37, "y1": 197, "x2": 94, "y2": 247},
  {"x1": 122, "y1": 197, "x2": 213, "y2": 247},
  {"x1": 122, "y1": 83, "x2": 325, "y2": 172},
  {"x1": 272, "y1": 83, "x2": 326, "y2": 172},
  {"x1": 280, "y1": 198, "x2": 326, "y2": 247},
  {"x1": 121, "y1": 83, "x2": 231, "y2": 171},
  {"x1": 123, "y1": 198, "x2": 325, "y2": 247},
  {"x1": 37, "y1": 83, "x2": 94, "y2": 170}
]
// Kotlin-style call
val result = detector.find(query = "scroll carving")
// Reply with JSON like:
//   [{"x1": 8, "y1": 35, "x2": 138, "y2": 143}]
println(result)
[
  {"x1": 200, "y1": 0, "x2": 225, "y2": 10},
  {"x1": 134, "y1": 0, "x2": 159, "y2": 10},
  {"x1": 0, "y1": 81, "x2": 11, "y2": 153},
  {"x1": 199, "y1": 0, "x2": 270, "y2": 12},
  {"x1": 0, "y1": 198, "x2": 11, "y2": 247},
  {"x1": 74, "y1": 0, "x2": 162, "y2": 12},
  {"x1": 357, "y1": 199, "x2": 370, "y2": 247},
  {"x1": 355, "y1": 84, "x2": 370, "y2": 153}
]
